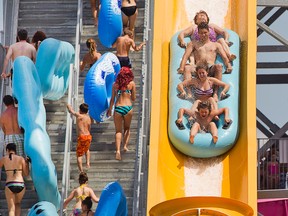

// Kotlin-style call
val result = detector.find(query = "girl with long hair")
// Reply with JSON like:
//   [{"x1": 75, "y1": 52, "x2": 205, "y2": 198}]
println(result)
[{"x1": 107, "y1": 67, "x2": 136, "y2": 160}]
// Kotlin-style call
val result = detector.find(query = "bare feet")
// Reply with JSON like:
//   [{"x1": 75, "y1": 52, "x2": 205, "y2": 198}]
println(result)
[
  {"x1": 115, "y1": 151, "x2": 121, "y2": 160},
  {"x1": 229, "y1": 54, "x2": 236, "y2": 62},
  {"x1": 225, "y1": 66, "x2": 233, "y2": 74},
  {"x1": 212, "y1": 136, "x2": 218, "y2": 144},
  {"x1": 123, "y1": 146, "x2": 129, "y2": 152},
  {"x1": 177, "y1": 68, "x2": 184, "y2": 74},
  {"x1": 189, "y1": 135, "x2": 195, "y2": 144}
]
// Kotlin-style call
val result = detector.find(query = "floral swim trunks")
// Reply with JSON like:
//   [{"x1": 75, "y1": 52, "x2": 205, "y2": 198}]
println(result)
[{"x1": 76, "y1": 134, "x2": 92, "y2": 157}]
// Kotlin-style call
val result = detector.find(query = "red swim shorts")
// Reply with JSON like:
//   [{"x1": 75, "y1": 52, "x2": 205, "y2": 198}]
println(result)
[{"x1": 76, "y1": 134, "x2": 92, "y2": 157}]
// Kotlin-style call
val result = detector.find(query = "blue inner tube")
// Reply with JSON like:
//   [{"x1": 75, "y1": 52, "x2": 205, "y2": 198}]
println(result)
[
  {"x1": 95, "y1": 181, "x2": 127, "y2": 216},
  {"x1": 84, "y1": 52, "x2": 120, "y2": 122},
  {"x1": 168, "y1": 30, "x2": 240, "y2": 158},
  {"x1": 98, "y1": 0, "x2": 122, "y2": 48}
]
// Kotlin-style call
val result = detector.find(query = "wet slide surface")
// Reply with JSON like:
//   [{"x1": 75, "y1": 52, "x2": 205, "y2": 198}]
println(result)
[{"x1": 147, "y1": 0, "x2": 257, "y2": 215}]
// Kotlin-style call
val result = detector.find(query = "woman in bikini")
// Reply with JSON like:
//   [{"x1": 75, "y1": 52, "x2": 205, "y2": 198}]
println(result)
[
  {"x1": 107, "y1": 66, "x2": 136, "y2": 160},
  {"x1": 175, "y1": 64, "x2": 231, "y2": 130},
  {"x1": 0, "y1": 143, "x2": 30, "y2": 216},
  {"x1": 80, "y1": 38, "x2": 101, "y2": 72},
  {"x1": 121, "y1": 0, "x2": 138, "y2": 36},
  {"x1": 63, "y1": 172, "x2": 99, "y2": 216}
]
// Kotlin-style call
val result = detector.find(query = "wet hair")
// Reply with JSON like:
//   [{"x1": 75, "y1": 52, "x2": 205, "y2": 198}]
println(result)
[
  {"x1": 17, "y1": 29, "x2": 28, "y2": 41},
  {"x1": 82, "y1": 196, "x2": 93, "y2": 209},
  {"x1": 79, "y1": 172, "x2": 89, "y2": 185},
  {"x1": 6, "y1": 143, "x2": 16, "y2": 152},
  {"x1": 32, "y1": 31, "x2": 47, "y2": 50},
  {"x1": 115, "y1": 67, "x2": 134, "y2": 90},
  {"x1": 197, "y1": 22, "x2": 210, "y2": 32},
  {"x1": 197, "y1": 101, "x2": 212, "y2": 114},
  {"x1": 86, "y1": 38, "x2": 96, "y2": 57},
  {"x1": 194, "y1": 10, "x2": 210, "y2": 25},
  {"x1": 3, "y1": 95, "x2": 15, "y2": 106},
  {"x1": 79, "y1": 103, "x2": 89, "y2": 114}
]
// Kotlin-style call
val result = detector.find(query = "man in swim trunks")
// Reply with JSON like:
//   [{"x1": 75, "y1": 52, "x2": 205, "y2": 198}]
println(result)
[
  {"x1": 112, "y1": 28, "x2": 145, "y2": 68},
  {"x1": 67, "y1": 103, "x2": 92, "y2": 172},
  {"x1": 0, "y1": 95, "x2": 25, "y2": 157},
  {"x1": 178, "y1": 22, "x2": 232, "y2": 102},
  {"x1": 1, "y1": 29, "x2": 36, "y2": 79}
]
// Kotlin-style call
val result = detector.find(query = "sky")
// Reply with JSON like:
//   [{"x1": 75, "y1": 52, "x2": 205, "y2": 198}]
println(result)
[{"x1": 256, "y1": 7, "x2": 288, "y2": 138}]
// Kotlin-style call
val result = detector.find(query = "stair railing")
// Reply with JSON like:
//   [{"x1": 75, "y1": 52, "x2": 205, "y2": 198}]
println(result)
[
  {"x1": 0, "y1": 0, "x2": 19, "y2": 158},
  {"x1": 132, "y1": 0, "x2": 152, "y2": 215},
  {"x1": 59, "y1": 0, "x2": 83, "y2": 214}
]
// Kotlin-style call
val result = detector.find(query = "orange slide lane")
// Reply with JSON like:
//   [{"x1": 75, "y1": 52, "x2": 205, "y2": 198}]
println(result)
[{"x1": 147, "y1": 0, "x2": 257, "y2": 215}]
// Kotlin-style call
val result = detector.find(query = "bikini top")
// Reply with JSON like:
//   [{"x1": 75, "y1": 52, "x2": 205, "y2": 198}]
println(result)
[
  {"x1": 192, "y1": 26, "x2": 217, "y2": 42},
  {"x1": 194, "y1": 81, "x2": 213, "y2": 98},
  {"x1": 117, "y1": 89, "x2": 131, "y2": 96},
  {"x1": 5, "y1": 153, "x2": 22, "y2": 175},
  {"x1": 75, "y1": 184, "x2": 88, "y2": 201}
]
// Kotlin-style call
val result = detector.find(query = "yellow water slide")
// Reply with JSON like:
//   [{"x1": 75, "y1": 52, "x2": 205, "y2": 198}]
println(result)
[{"x1": 147, "y1": 0, "x2": 257, "y2": 215}]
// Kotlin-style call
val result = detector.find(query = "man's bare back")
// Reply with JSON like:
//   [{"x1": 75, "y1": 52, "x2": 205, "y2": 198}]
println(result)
[
  {"x1": 9, "y1": 41, "x2": 36, "y2": 62},
  {"x1": 0, "y1": 106, "x2": 22, "y2": 135},
  {"x1": 1, "y1": 40, "x2": 36, "y2": 78},
  {"x1": 114, "y1": 35, "x2": 133, "y2": 57}
]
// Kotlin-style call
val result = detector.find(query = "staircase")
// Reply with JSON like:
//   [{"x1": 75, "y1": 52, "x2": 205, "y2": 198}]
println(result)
[
  {"x1": 0, "y1": 0, "x2": 78, "y2": 215},
  {"x1": 63, "y1": 0, "x2": 146, "y2": 214},
  {"x1": 0, "y1": 0, "x2": 146, "y2": 215}
]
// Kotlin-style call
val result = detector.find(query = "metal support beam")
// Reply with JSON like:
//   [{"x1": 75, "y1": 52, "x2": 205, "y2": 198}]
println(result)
[
  {"x1": 257, "y1": 0, "x2": 288, "y2": 7},
  {"x1": 257, "y1": 74, "x2": 288, "y2": 84},
  {"x1": 257, "y1": 20, "x2": 288, "y2": 47},
  {"x1": 257, "y1": 7, "x2": 274, "y2": 20},
  {"x1": 257, "y1": 45, "x2": 288, "y2": 52},
  {"x1": 257, "y1": 62, "x2": 288, "y2": 68},
  {"x1": 257, "y1": 120, "x2": 274, "y2": 137},
  {"x1": 257, "y1": 108, "x2": 281, "y2": 133},
  {"x1": 257, "y1": 8, "x2": 286, "y2": 37},
  {"x1": 258, "y1": 122, "x2": 288, "y2": 159}
]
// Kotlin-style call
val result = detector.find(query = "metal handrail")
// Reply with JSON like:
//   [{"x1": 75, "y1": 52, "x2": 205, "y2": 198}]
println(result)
[
  {"x1": 0, "y1": 0, "x2": 20, "y2": 157},
  {"x1": 59, "y1": 0, "x2": 82, "y2": 214},
  {"x1": 132, "y1": 0, "x2": 152, "y2": 214}
]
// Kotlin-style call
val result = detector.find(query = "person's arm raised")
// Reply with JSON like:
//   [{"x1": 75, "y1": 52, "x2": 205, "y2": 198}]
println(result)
[
  {"x1": 177, "y1": 25, "x2": 194, "y2": 48},
  {"x1": 67, "y1": 104, "x2": 80, "y2": 117}
]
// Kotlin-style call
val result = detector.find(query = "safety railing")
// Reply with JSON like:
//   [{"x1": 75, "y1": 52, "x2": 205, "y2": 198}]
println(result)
[
  {"x1": 0, "y1": 0, "x2": 20, "y2": 157},
  {"x1": 257, "y1": 138, "x2": 288, "y2": 191},
  {"x1": 59, "y1": 0, "x2": 83, "y2": 214},
  {"x1": 132, "y1": 0, "x2": 153, "y2": 215}
]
